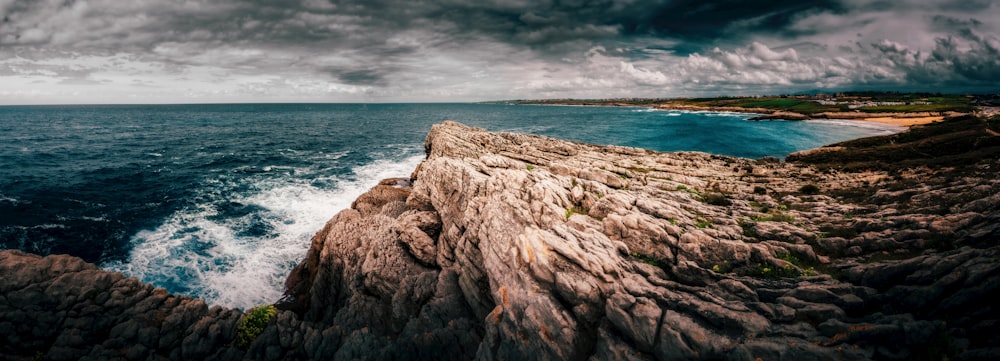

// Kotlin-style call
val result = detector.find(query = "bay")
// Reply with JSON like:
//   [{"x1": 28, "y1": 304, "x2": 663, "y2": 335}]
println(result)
[{"x1": 0, "y1": 103, "x2": 895, "y2": 308}]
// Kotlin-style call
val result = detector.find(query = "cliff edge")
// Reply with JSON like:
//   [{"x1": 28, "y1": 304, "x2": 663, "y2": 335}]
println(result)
[{"x1": 2, "y1": 120, "x2": 998, "y2": 360}]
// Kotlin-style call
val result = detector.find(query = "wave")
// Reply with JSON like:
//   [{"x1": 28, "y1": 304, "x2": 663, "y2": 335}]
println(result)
[
  {"x1": 691, "y1": 110, "x2": 754, "y2": 118},
  {"x1": 0, "y1": 194, "x2": 19, "y2": 205},
  {"x1": 103, "y1": 153, "x2": 425, "y2": 310}
]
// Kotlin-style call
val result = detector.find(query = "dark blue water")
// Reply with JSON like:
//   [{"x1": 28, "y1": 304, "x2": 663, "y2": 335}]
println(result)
[{"x1": 0, "y1": 103, "x2": 895, "y2": 308}]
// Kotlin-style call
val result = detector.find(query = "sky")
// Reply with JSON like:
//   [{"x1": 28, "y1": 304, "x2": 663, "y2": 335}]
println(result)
[{"x1": 1, "y1": 0, "x2": 999, "y2": 104}]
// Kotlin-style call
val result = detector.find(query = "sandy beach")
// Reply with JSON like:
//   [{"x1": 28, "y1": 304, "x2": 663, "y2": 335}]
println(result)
[{"x1": 859, "y1": 116, "x2": 945, "y2": 126}]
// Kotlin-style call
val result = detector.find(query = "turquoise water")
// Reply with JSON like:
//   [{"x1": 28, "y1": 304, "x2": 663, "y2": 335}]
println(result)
[{"x1": 0, "y1": 103, "x2": 895, "y2": 308}]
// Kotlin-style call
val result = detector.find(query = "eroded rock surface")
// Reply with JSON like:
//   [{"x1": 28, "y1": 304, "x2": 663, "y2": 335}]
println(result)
[{"x1": 2, "y1": 120, "x2": 998, "y2": 360}]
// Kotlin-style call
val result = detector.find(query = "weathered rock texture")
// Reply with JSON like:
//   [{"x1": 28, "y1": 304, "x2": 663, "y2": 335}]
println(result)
[{"x1": 2, "y1": 119, "x2": 998, "y2": 360}]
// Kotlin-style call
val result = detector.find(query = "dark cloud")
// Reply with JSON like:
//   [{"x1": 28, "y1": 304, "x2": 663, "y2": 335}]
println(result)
[
  {"x1": 327, "y1": 68, "x2": 393, "y2": 86},
  {"x1": 931, "y1": 15, "x2": 983, "y2": 32},
  {"x1": 629, "y1": 0, "x2": 843, "y2": 54},
  {"x1": 0, "y1": 0, "x2": 998, "y2": 103}
]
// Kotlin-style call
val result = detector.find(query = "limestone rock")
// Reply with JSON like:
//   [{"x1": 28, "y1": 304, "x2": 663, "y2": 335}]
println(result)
[{"x1": 2, "y1": 120, "x2": 998, "y2": 360}]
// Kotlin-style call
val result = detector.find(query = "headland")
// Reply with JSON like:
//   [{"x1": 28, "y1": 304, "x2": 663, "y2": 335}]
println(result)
[
  {"x1": 505, "y1": 92, "x2": 995, "y2": 127},
  {"x1": 1, "y1": 115, "x2": 998, "y2": 360}
]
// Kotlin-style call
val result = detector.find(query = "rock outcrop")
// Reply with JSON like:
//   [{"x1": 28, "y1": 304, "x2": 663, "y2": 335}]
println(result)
[{"x1": 2, "y1": 119, "x2": 998, "y2": 360}]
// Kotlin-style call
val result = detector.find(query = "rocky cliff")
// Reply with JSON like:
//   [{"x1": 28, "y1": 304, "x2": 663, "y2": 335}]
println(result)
[{"x1": 2, "y1": 119, "x2": 998, "y2": 360}]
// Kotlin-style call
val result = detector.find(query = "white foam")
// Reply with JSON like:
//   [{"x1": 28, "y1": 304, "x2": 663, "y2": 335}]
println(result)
[
  {"x1": 104, "y1": 153, "x2": 425, "y2": 310},
  {"x1": 0, "y1": 194, "x2": 19, "y2": 204},
  {"x1": 658, "y1": 109, "x2": 754, "y2": 118}
]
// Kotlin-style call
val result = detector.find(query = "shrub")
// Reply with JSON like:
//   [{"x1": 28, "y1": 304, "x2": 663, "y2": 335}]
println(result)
[
  {"x1": 753, "y1": 186, "x2": 767, "y2": 195},
  {"x1": 235, "y1": 305, "x2": 277, "y2": 349},
  {"x1": 739, "y1": 219, "x2": 758, "y2": 238},
  {"x1": 799, "y1": 184, "x2": 820, "y2": 195},
  {"x1": 701, "y1": 192, "x2": 732, "y2": 206}
]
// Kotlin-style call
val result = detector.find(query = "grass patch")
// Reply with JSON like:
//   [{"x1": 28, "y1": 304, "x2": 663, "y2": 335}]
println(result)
[
  {"x1": 752, "y1": 212, "x2": 795, "y2": 223},
  {"x1": 739, "y1": 219, "x2": 758, "y2": 238},
  {"x1": 747, "y1": 263, "x2": 802, "y2": 279},
  {"x1": 526, "y1": 164, "x2": 535, "y2": 171},
  {"x1": 564, "y1": 206, "x2": 589, "y2": 220},
  {"x1": 745, "y1": 252, "x2": 817, "y2": 278},
  {"x1": 236, "y1": 305, "x2": 277, "y2": 349},
  {"x1": 676, "y1": 184, "x2": 701, "y2": 196},
  {"x1": 632, "y1": 252, "x2": 661, "y2": 267}
]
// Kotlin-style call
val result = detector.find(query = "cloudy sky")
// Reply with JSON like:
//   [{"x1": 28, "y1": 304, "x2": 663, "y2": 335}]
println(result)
[{"x1": 1, "y1": 0, "x2": 998, "y2": 104}]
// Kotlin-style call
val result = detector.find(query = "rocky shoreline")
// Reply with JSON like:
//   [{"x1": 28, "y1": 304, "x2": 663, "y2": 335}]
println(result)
[{"x1": 2, "y1": 118, "x2": 998, "y2": 360}]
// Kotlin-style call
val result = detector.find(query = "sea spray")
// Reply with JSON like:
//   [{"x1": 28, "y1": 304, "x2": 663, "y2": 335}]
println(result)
[{"x1": 104, "y1": 154, "x2": 425, "y2": 309}]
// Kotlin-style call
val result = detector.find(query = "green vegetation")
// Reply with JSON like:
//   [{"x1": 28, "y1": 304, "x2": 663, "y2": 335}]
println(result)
[
  {"x1": 779, "y1": 252, "x2": 818, "y2": 277},
  {"x1": 748, "y1": 262, "x2": 801, "y2": 278},
  {"x1": 676, "y1": 184, "x2": 701, "y2": 196},
  {"x1": 739, "y1": 218, "x2": 758, "y2": 238},
  {"x1": 526, "y1": 164, "x2": 535, "y2": 171},
  {"x1": 752, "y1": 211, "x2": 795, "y2": 223},
  {"x1": 235, "y1": 305, "x2": 277, "y2": 349},
  {"x1": 565, "y1": 205, "x2": 590, "y2": 220},
  {"x1": 712, "y1": 261, "x2": 733, "y2": 274},
  {"x1": 632, "y1": 252, "x2": 661, "y2": 267},
  {"x1": 789, "y1": 115, "x2": 1000, "y2": 171},
  {"x1": 746, "y1": 252, "x2": 816, "y2": 279},
  {"x1": 695, "y1": 217, "x2": 712, "y2": 228}
]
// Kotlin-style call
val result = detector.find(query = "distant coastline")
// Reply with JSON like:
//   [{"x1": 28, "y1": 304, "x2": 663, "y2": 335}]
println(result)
[{"x1": 500, "y1": 91, "x2": 999, "y2": 127}]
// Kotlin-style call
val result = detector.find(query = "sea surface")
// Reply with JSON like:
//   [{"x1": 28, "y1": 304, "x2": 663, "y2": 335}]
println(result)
[{"x1": 0, "y1": 103, "x2": 897, "y2": 309}]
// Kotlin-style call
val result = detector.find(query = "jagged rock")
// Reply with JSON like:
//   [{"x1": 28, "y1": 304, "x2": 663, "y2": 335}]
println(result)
[{"x1": 2, "y1": 120, "x2": 998, "y2": 360}]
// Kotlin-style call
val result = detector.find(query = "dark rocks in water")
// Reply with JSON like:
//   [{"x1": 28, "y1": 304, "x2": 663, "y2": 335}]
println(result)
[
  {"x1": 747, "y1": 111, "x2": 810, "y2": 121},
  {"x1": 2, "y1": 120, "x2": 999, "y2": 360},
  {"x1": 0, "y1": 250, "x2": 245, "y2": 360}
]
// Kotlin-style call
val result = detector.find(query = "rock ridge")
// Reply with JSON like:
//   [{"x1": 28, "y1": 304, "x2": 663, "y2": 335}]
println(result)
[{"x1": 2, "y1": 119, "x2": 998, "y2": 360}]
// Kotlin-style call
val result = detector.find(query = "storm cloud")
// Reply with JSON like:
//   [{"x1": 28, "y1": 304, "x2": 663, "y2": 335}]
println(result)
[{"x1": 0, "y1": 0, "x2": 997, "y2": 103}]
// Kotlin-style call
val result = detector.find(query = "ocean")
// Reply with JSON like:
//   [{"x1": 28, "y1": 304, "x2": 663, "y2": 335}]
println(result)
[{"x1": 0, "y1": 103, "x2": 896, "y2": 309}]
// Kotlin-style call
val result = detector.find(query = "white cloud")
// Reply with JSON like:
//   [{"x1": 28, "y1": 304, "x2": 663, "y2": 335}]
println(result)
[{"x1": 0, "y1": 1, "x2": 998, "y2": 103}]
